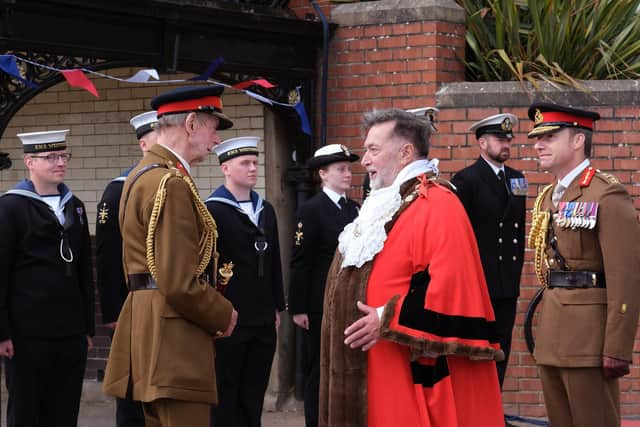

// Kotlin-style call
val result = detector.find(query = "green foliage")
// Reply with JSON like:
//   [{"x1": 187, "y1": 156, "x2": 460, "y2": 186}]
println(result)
[{"x1": 457, "y1": 0, "x2": 640, "y2": 86}]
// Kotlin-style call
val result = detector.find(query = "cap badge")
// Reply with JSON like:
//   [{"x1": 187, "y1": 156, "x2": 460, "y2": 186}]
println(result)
[
  {"x1": 534, "y1": 109, "x2": 543, "y2": 125},
  {"x1": 340, "y1": 145, "x2": 351, "y2": 157},
  {"x1": 501, "y1": 117, "x2": 513, "y2": 131}
]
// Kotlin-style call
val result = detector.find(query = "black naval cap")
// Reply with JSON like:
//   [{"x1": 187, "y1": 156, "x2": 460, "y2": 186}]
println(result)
[
  {"x1": 527, "y1": 102, "x2": 600, "y2": 138},
  {"x1": 469, "y1": 113, "x2": 518, "y2": 139},
  {"x1": 151, "y1": 85, "x2": 234, "y2": 130},
  {"x1": 307, "y1": 144, "x2": 359, "y2": 170}
]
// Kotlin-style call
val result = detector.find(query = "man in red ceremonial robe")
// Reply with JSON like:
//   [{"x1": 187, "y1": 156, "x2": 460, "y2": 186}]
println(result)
[{"x1": 319, "y1": 109, "x2": 505, "y2": 427}]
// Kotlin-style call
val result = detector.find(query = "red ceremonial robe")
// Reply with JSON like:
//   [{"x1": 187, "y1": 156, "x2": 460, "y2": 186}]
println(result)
[{"x1": 320, "y1": 176, "x2": 504, "y2": 427}]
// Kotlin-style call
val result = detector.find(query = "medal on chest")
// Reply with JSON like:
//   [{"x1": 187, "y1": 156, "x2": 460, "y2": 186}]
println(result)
[{"x1": 554, "y1": 201, "x2": 598, "y2": 229}]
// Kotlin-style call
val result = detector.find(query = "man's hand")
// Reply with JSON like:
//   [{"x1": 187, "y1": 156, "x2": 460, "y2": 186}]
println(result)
[
  {"x1": 0, "y1": 339, "x2": 14, "y2": 359},
  {"x1": 221, "y1": 309, "x2": 238, "y2": 338},
  {"x1": 344, "y1": 301, "x2": 380, "y2": 351},
  {"x1": 104, "y1": 322, "x2": 117, "y2": 330},
  {"x1": 292, "y1": 313, "x2": 309, "y2": 330},
  {"x1": 275, "y1": 310, "x2": 281, "y2": 330},
  {"x1": 87, "y1": 336, "x2": 94, "y2": 352},
  {"x1": 603, "y1": 355, "x2": 630, "y2": 378}
]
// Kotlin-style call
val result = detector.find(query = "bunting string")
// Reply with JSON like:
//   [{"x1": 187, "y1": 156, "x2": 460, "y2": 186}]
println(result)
[{"x1": 0, "y1": 54, "x2": 311, "y2": 135}]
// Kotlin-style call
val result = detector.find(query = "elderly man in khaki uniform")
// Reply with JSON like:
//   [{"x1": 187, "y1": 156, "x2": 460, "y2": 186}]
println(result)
[
  {"x1": 527, "y1": 102, "x2": 640, "y2": 427},
  {"x1": 103, "y1": 86, "x2": 238, "y2": 427}
]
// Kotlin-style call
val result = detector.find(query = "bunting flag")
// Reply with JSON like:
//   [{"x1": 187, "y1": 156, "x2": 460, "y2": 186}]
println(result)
[
  {"x1": 0, "y1": 55, "x2": 38, "y2": 89},
  {"x1": 0, "y1": 54, "x2": 313, "y2": 138},
  {"x1": 61, "y1": 70, "x2": 99, "y2": 98},
  {"x1": 190, "y1": 57, "x2": 224, "y2": 81},
  {"x1": 294, "y1": 98, "x2": 312, "y2": 136},
  {"x1": 232, "y1": 79, "x2": 276, "y2": 90},
  {"x1": 125, "y1": 69, "x2": 160, "y2": 83}
]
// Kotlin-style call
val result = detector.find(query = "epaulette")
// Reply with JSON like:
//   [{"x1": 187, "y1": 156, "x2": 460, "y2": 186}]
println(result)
[
  {"x1": 594, "y1": 170, "x2": 620, "y2": 185},
  {"x1": 429, "y1": 176, "x2": 456, "y2": 191}
]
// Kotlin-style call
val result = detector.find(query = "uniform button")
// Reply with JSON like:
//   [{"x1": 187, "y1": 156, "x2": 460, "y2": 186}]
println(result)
[
  {"x1": 549, "y1": 258, "x2": 555, "y2": 265},
  {"x1": 498, "y1": 238, "x2": 503, "y2": 243},
  {"x1": 499, "y1": 222, "x2": 504, "y2": 228},
  {"x1": 513, "y1": 238, "x2": 518, "y2": 244},
  {"x1": 514, "y1": 222, "x2": 519, "y2": 228},
  {"x1": 512, "y1": 256, "x2": 517, "y2": 261},
  {"x1": 498, "y1": 256, "x2": 503, "y2": 261}
]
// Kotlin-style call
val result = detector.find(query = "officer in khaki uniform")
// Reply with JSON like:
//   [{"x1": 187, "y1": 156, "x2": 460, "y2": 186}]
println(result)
[
  {"x1": 527, "y1": 102, "x2": 640, "y2": 427},
  {"x1": 103, "y1": 86, "x2": 238, "y2": 427}
]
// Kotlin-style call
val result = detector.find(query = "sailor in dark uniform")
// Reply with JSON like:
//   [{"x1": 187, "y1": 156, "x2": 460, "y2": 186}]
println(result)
[
  {"x1": 95, "y1": 110, "x2": 157, "y2": 427},
  {"x1": 206, "y1": 136, "x2": 286, "y2": 427},
  {"x1": 0, "y1": 129, "x2": 94, "y2": 427},
  {"x1": 288, "y1": 144, "x2": 359, "y2": 427},
  {"x1": 451, "y1": 113, "x2": 527, "y2": 390}
]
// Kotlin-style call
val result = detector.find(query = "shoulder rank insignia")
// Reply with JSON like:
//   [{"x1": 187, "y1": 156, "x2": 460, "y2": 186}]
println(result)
[
  {"x1": 294, "y1": 222, "x2": 304, "y2": 246},
  {"x1": 579, "y1": 167, "x2": 596, "y2": 187},
  {"x1": 596, "y1": 170, "x2": 620, "y2": 184},
  {"x1": 509, "y1": 177, "x2": 528, "y2": 196},
  {"x1": 98, "y1": 202, "x2": 109, "y2": 224},
  {"x1": 554, "y1": 201, "x2": 598, "y2": 229}
]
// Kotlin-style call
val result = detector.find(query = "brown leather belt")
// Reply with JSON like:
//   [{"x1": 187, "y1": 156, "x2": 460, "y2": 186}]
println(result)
[
  {"x1": 128, "y1": 273, "x2": 158, "y2": 291},
  {"x1": 547, "y1": 270, "x2": 605, "y2": 289}
]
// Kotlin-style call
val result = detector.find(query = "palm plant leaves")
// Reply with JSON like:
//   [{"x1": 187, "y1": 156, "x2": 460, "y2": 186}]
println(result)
[{"x1": 456, "y1": 0, "x2": 640, "y2": 86}]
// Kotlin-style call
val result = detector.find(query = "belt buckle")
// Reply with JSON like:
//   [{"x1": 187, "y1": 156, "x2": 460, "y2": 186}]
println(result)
[{"x1": 591, "y1": 273, "x2": 597, "y2": 287}]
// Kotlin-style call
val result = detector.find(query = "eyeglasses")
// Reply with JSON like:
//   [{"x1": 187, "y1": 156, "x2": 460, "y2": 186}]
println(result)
[{"x1": 30, "y1": 153, "x2": 72, "y2": 163}]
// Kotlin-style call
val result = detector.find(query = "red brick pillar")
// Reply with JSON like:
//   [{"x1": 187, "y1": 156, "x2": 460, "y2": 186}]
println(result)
[{"x1": 327, "y1": 0, "x2": 465, "y2": 194}]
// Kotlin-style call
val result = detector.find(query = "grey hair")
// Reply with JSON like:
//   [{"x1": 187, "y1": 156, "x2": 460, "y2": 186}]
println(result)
[
  {"x1": 362, "y1": 108, "x2": 433, "y2": 158},
  {"x1": 155, "y1": 113, "x2": 189, "y2": 131}
]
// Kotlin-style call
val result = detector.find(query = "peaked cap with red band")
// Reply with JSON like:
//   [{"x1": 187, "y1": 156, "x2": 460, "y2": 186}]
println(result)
[
  {"x1": 527, "y1": 102, "x2": 600, "y2": 138},
  {"x1": 151, "y1": 85, "x2": 234, "y2": 130}
]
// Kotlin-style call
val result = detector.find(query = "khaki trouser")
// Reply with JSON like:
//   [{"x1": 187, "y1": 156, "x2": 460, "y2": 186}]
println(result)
[
  {"x1": 539, "y1": 365, "x2": 620, "y2": 427},
  {"x1": 142, "y1": 399, "x2": 210, "y2": 427}
]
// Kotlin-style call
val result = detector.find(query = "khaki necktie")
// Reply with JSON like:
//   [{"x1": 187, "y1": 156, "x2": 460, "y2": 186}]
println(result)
[{"x1": 552, "y1": 183, "x2": 565, "y2": 207}]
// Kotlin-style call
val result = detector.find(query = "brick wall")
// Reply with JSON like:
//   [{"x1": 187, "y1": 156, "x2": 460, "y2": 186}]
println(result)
[
  {"x1": 0, "y1": 67, "x2": 267, "y2": 379},
  {"x1": 325, "y1": 0, "x2": 465, "y2": 198}
]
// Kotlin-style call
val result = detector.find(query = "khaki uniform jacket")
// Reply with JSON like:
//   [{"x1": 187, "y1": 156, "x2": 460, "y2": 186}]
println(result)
[
  {"x1": 534, "y1": 170, "x2": 640, "y2": 367},
  {"x1": 103, "y1": 144, "x2": 233, "y2": 404}
]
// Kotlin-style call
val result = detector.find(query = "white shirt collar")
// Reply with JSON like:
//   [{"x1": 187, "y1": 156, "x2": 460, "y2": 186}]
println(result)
[
  {"x1": 322, "y1": 186, "x2": 345, "y2": 207},
  {"x1": 160, "y1": 143, "x2": 192, "y2": 175},
  {"x1": 480, "y1": 155, "x2": 504, "y2": 177},
  {"x1": 558, "y1": 158, "x2": 590, "y2": 188}
]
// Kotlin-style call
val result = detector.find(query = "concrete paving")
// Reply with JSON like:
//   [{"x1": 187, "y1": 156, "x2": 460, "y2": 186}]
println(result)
[{"x1": 0, "y1": 380, "x2": 305, "y2": 427}]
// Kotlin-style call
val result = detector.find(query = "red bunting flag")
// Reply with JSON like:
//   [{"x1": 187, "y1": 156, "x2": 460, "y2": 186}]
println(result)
[
  {"x1": 61, "y1": 69, "x2": 99, "y2": 98},
  {"x1": 232, "y1": 79, "x2": 275, "y2": 90}
]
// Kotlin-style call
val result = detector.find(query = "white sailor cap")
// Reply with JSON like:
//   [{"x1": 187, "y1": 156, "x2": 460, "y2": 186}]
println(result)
[
  {"x1": 17, "y1": 129, "x2": 70, "y2": 153},
  {"x1": 129, "y1": 111, "x2": 158, "y2": 140},
  {"x1": 406, "y1": 106, "x2": 439, "y2": 119},
  {"x1": 470, "y1": 113, "x2": 518, "y2": 139},
  {"x1": 214, "y1": 136, "x2": 260, "y2": 163},
  {"x1": 307, "y1": 144, "x2": 359, "y2": 169}
]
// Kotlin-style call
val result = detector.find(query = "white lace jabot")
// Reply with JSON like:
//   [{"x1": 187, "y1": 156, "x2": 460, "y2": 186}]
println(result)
[{"x1": 338, "y1": 159, "x2": 439, "y2": 268}]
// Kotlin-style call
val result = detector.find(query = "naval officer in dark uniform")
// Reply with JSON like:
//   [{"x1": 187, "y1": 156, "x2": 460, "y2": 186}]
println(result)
[
  {"x1": 451, "y1": 113, "x2": 527, "y2": 389},
  {"x1": 206, "y1": 136, "x2": 285, "y2": 427},
  {"x1": 288, "y1": 144, "x2": 359, "y2": 427},
  {"x1": 0, "y1": 129, "x2": 94, "y2": 427},
  {"x1": 95, "y1": 110, "x2": 157, "y2": 427},
  {"x1": 527, "y1": 103, "x2": 640, "y2": 427}
]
